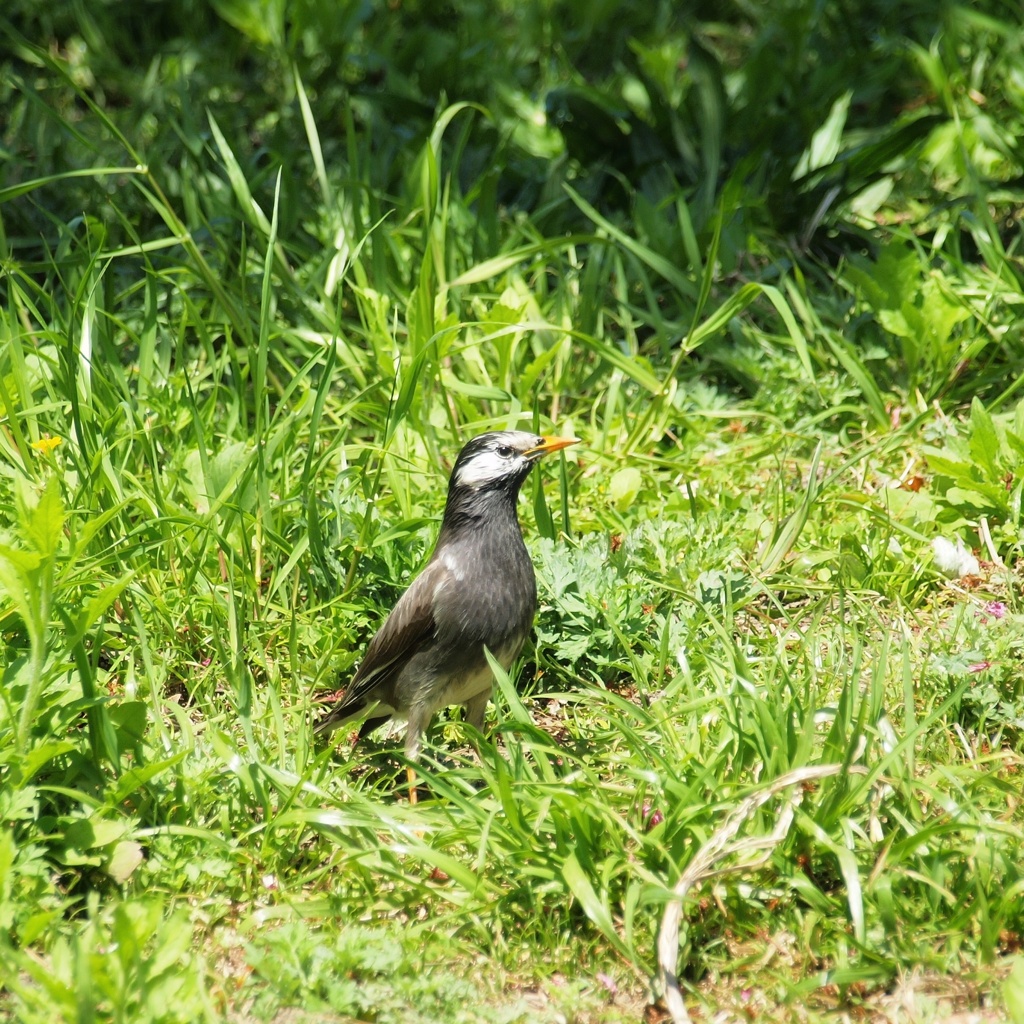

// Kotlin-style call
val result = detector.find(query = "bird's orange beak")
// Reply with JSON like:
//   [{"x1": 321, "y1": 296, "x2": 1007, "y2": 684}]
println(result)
[{"x1": 524, "y1": 435, "x2": 580, "y2": 459}]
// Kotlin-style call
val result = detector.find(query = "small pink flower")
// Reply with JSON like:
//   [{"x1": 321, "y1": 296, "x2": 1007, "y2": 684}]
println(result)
[
  {"x1": 968, "y1": 661, "x2": 991, "y2": 673},
  {"x1": 596, "y1": 972, "x2": 618, "y2": 995},
  {"x1": 642, "y1": 804, "x2": 664, "y2": 829},
  {"x1": 984, "y1": 601, "x2": 1008, "y2": 619}
]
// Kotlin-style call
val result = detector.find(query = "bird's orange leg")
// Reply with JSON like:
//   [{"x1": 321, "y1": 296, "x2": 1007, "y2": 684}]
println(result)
[{"x1": 404, "y1": 714, "x2": 428, "y2": 804}]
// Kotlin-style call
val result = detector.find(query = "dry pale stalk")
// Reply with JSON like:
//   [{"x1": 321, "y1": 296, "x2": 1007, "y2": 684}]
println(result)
[{"x1": 656, "y1": 763, "x2": 862, "y2": 1024}]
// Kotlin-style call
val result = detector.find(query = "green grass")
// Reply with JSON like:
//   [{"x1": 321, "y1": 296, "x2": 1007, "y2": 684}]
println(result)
[{"x1": 2, "y1": 2, "x2": 1024, "y2": 1022}]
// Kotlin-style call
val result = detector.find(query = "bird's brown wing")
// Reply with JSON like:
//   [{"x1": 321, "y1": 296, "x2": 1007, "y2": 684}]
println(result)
[{"x1": 316, "y1": 559, "x2": 449, "y2": 730}]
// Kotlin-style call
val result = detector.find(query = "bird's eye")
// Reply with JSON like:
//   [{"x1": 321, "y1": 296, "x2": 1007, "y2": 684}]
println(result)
[{"x1": 495, "y1": 445, "x2": 515, "y2": 459}]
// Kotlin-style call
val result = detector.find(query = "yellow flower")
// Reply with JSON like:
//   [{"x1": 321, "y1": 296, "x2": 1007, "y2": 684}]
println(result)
[{"x1": 30, "y1": 435, "x2": 62, "y2": 456}]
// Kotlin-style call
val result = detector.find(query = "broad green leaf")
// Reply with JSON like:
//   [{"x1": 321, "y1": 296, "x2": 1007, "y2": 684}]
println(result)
[
  {"x1": 106, "y1": 840, "x2": 144, "y2": 884},
  {"x1": 22, "y1": 476, "x2": 64, "y2": 557},
  {"x1": 793, "y1": 90, "x2": 852, "y2": 178},
  {"x1": 967, "y1": 397, "x2": 1001, "y2": 482},
  {"x1": 609, "y1": 466, "x2": 642, "y2": 512}
]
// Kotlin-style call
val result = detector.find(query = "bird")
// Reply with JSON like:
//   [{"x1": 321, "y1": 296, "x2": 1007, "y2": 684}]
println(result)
[{"x1": 316, "y1": 430, "x2": 578, "y2": 798}]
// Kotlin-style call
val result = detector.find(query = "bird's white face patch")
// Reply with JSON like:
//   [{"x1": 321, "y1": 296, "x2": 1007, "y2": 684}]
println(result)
[{"x1": 454, "y1": 448, "x2": 526, "y2": 489}]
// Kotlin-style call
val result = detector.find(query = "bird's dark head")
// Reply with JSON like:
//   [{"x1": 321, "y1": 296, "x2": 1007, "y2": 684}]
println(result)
[
  {"x1": 439, "y1": 431, "x2": 577, "y2": 543},
  {"x1": 449, "y1": 431, "x2": 577, "y2": 497}
]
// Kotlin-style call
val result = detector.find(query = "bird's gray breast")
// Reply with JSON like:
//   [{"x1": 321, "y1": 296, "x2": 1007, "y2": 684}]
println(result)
[{"x1": 431, "y1": 528, "x2": 537, "y2": 674}]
